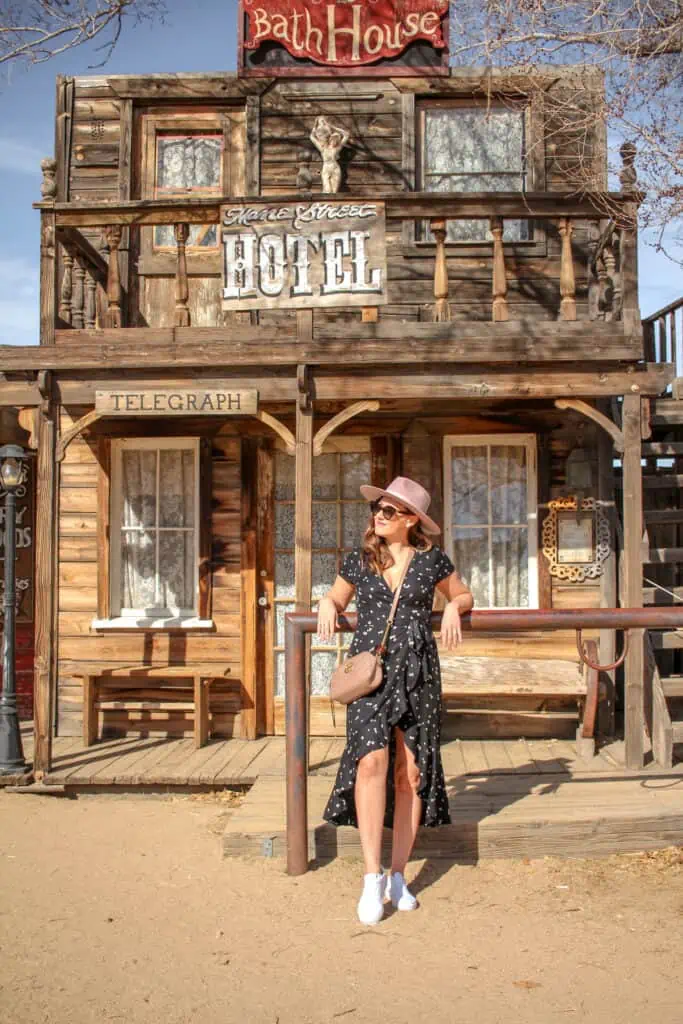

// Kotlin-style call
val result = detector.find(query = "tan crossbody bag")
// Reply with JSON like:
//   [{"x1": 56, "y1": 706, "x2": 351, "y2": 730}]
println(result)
[{"x1": 329, "y1": 552, "x2": 414, "y2": 706}]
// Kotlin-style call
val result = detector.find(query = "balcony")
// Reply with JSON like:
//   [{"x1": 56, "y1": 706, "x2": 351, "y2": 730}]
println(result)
[{"x1": 20, "y1": 190, "x2": 644, "y2": 374}]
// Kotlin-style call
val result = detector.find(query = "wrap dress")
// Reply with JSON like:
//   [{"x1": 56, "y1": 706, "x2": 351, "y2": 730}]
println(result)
[{"x1": 323, "y1": 545, "x2": 455, "y2": 829}]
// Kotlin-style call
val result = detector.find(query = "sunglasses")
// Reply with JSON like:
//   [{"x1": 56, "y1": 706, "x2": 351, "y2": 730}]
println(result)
[{"x1": 370, "y1": 500, "x2": 410, "y2": 521}]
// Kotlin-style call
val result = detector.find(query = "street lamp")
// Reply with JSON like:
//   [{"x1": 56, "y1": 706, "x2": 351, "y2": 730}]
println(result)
[{"x1": 0, "y1": 444, "x2": 28, "y2": 775}]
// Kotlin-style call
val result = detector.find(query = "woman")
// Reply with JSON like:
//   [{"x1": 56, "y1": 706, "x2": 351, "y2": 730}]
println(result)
[{"x1": 317, "y1": 476, "x2": 473, "y2": 926}]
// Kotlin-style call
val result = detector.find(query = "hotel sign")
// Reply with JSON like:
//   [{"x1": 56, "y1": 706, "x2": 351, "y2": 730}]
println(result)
[
  {"x1": 96, "y1": 389, "x2": 258, "y2": 416},
  {"x1": 221, "y1": 200, "x2": 387, "y2": 312},
  {"x1": 239, "y1": 0, "x2": 449, "y2": 76}
]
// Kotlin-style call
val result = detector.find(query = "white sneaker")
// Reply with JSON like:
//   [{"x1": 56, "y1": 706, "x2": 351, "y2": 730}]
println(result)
[
  {"x1": 389, "y1": 871, "x2": 418, "y2": 911},
  {"x1": 357, "y1": 872, "x2": 387, "y2": 926}
]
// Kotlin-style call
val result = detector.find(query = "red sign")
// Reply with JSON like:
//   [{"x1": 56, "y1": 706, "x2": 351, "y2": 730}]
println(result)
[{"x1": 242, "y1": 1, "x2": 449, "y2": 69}]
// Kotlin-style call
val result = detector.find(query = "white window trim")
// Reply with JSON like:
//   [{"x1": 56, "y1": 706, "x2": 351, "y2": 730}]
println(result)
[
  {"x1": 99, "y1": 436, "x2": 205, "y2": 629},
  {"x1": 443, "y1": 433, "x2": 538, "y2": 609}
]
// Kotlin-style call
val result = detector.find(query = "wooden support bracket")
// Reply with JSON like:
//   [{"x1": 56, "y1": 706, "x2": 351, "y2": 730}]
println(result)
[
  {"x1": 554, "y1": 399, "x2": 624, "y2": 453},
  {"x1": 255, "y1": 410, "x2": 296, "y2": 454},
  {"x1": 313, "y1": 400, "x2": 381, "y2": 456},
  {"x1": 56, "y1": 408, "x2": 103, "y2": 462},
  {"x1": 297, "y1": 364, "x2": 312, "y2": 411}
]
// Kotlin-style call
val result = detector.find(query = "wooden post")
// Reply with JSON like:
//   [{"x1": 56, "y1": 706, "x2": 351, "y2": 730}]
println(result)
[
  {"x1": 71, "y1": 255, "x2": 85, "y2": 329},
  {"x1": 85, "y1": 271, "x2": 97, "y2": 330},
  {"x1": 490, "y1": 216, "x2": 508, "y2": 322},
  {"x1": 173, "y1": 223, "x2": 191, "y2": 327},
  {"x1": 256, "y1": 441, "x2": 275, "y2": 737},
  {"x1": 295, "y1": 369, "x2": 313, "y2": 761},
  {"x1": 32, "y1": 394, "x2": 57, "y2": 778},
  {"x1": 622, "y1": 392, "x2": 644, "y2": 769},
  {"x1": 430, "y1": 218, "x2": 450, "y2": 322},
  {"x1": 597, "y1": 405, "x2": 617, "y2": 735},
  {"x1": 559, "y1": 217, "x2": 577, "y2": 321},
  {"x1": 102, "y1": 225, "x2": 122, "y2": 328},
  {"x1": 58, "y1": 247, "x2": 73, "y2": 324},
  {"x1": 240, "y1": 437, "x2": 259, "y2": 740},
  {"x1": 40, "y1": 209, "x2": 57, "y2": 347}
]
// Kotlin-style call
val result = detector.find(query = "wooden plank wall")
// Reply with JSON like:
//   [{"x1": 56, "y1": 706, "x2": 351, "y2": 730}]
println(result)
[
  {"x1": 62, "y1": 72, "x2": 604, "y2": 332},
  {"x1": 56, "y1": 413, "x2": 244, "y2": 739}
]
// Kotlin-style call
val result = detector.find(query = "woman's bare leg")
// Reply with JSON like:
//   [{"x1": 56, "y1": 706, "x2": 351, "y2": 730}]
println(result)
[
  {"x1": 391, "y1": 728, "x2": 422, "y2": 875},
  {"x1": 354, "y1": 747, "x2": 390, "y2": 874}
]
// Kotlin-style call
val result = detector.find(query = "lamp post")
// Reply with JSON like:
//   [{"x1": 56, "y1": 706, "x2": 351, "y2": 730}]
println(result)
[{"x1": 0, "y1": 444, "x2": 28, "y2": 775}]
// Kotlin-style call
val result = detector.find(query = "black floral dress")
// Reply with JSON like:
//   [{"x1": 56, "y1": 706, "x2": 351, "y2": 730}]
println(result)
[{"x1": 323, "y1": 545, "x2": 455, "y2": 829}]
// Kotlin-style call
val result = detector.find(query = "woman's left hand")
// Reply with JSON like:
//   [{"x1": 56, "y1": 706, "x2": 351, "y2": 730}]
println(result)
[{"x1": 440, "y1": 602, "x2": 463, "y2": 651}]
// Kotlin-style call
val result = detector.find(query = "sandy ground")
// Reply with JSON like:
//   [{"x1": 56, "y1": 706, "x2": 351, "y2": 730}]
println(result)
[{"x1": 0, "y1": 790, "x2": 682, "y2": 1024}]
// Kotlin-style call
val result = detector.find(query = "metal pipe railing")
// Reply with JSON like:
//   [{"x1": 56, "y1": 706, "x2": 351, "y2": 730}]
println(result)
[{"x1": 284, "y1": 606, "x2": 683, "y2": 876}]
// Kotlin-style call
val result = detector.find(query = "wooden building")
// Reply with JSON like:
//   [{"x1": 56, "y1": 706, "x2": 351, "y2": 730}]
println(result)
[{"x1": 0, "y1": 1, "x2": 679, "y2": 778}]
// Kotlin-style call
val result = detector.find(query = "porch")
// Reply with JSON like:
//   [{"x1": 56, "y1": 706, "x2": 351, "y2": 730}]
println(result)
[{"x1": 12, "y1": 727, "x2": 683, "y2": 863}]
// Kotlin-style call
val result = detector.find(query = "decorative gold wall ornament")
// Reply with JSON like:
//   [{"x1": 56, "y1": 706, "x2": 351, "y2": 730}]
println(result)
[{"x1": 542, "y1": 496, "x2": 611, "y2": 583}]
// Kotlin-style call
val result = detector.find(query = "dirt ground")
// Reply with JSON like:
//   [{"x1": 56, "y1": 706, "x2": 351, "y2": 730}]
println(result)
[{"x1": 0, "y1": 790, "x2": 682, "y2": 1024}]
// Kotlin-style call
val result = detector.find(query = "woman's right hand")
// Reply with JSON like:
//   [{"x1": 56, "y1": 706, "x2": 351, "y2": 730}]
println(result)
[{"x1": 316, "y1": 596, "x2": 338, "y2": 642}]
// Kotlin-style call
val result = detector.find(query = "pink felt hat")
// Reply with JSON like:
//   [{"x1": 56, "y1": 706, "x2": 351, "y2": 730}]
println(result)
[{"x1": 359, "y1": 476, "x2": 440, "y2": 535}]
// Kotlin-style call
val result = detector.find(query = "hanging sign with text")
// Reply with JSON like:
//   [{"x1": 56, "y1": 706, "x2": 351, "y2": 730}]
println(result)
[
  {"x1": 221, "y1": 200, "x2": 387, "y2": 311},
  {"x1": 0, "y1": 458, "x2": 34, "y2": 624},
  {"x1": 239, "y1": 0, "x2": 449, "y2": 75},
  {"x1": 96, "y1": 389, "x2": 259, "y2": 416}
]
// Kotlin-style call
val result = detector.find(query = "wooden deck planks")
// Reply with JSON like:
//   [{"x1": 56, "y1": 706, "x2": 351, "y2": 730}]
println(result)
[{"x1": 223, "y1": 774, "x2": 683, "y2": 862}]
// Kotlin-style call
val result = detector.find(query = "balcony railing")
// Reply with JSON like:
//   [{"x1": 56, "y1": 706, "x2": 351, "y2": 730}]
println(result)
[
  {"x1": 40, "y1": 191, "x2": 640, "y2": 346},
  {"x1": 643, "y1": 296, "x2": 683, "y2": 378}
]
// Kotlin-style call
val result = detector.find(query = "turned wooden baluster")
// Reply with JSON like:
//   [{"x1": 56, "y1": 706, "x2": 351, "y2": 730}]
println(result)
[
  {"x1": 58, "y1": 247, "x2": 73, "y2": 324},
  {"x1": 559, "y1": 217, "x2": 577, "y2": 321},
  {"x1": 603, "y1": 242, "x2": 618, "y2": 322},
  {"x1": 85, "y1": 270, "x2": 97, "y2": 329},
  {"x1": 174, "y1": 223, "x2": 191, "y2": 327},
  {"x1": 71, "y1": 255, "x2": 86, "y2": 329},
  {"x1": 490, "y1": 216, "x2": 508, "y2": 322},
  {"x1": 430, "y1": 218, "x2": 451, "y2": 322},
  {"x1": 102, "y1": 225, "x2": 122, "y2": 328}
]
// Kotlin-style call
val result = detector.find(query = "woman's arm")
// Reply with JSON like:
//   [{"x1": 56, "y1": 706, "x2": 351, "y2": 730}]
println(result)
[
  {"x1": 316, "y1": 576, "x2": 356, "y2": 642},
  {"x1": 436, "y1": 571, "x2": 473, "y2": 651}
]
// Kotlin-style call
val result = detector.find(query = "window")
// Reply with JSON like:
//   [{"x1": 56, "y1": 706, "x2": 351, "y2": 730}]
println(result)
[
  {"x1": 419, "y1": 102, "x2": 532, "y2": 243},
  {"x1": 272, "y1": 445, "x2": 371, "y2": 697},
  {"x1": 444, "y1": 435, "x2": 538, "y2": 609},
  {"x1": 153, "y1": 132, "x2": 223, "y2": 250},
  {"x1": 138, "y1": 108, "x2": 245, "y2": 271},
  {"x1": 109, "y1": 438, "x2": 201, "y2": 623}
]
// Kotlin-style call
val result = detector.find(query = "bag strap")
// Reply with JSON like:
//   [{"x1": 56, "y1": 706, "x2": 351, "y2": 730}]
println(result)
[{"x1": 376, "y1": 550, "x2": 414, "y2": 656}]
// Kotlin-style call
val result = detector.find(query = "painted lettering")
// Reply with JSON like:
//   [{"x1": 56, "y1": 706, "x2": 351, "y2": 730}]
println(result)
[
  {"x1": 350, "y1": 231, "x2": 382, "y2": 292},
  {"x1": 227, "y1": 393, "x2": 242, "y2": 410},
  {"x1": 186, "y1": 394, "x2": 197, "y2": 411},
  {"x1": 223, "y1": 233, "x2": 257, "y2": 299},
  {"x1": 167, "y1": 394, "x2": 183, "y2": 411},
  {"x1": 321, "y1": 230, "x2": 352, "y2": 294},
  {"x1": 258, "y1": 234, "x2": 286, "y2": 297},
  {"x1": 326, "y1": 3, "x2": 361, "y2": 63}
]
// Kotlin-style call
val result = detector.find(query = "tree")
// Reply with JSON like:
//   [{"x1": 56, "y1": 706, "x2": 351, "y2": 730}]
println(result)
[
  {"x1": 449, "y1": 0, "x2": 683, "y2": 256},
  {"x1": 1, "y1": 0, "x2": 166, "y2": 70}
]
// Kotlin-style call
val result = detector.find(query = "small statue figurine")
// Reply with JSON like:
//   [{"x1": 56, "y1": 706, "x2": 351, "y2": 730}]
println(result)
[
  {"x1": 40, "y1": 157, "x2": 57, "y2": 200},
  {"x1": 310, "y1": 116, "x2": 351, "y2": 194}
]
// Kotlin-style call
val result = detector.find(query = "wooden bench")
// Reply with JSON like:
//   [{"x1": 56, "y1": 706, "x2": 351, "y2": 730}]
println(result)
[{"x1": 59, "y1": 662, "x2": 232, "y2": 749}]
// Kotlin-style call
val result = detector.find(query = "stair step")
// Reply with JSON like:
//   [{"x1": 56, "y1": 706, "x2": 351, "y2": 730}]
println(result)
[
  {"x1": 650, "y1": 631, "x2": 683, "y2": 650},
  {"x1": 644, "y1": 509, "x2": 683, "y2": 525},
  {"x1": 644, "y1": 586, "x2": 683, "y2": 605},
  {"x1": 661, "y1": 677, "x2": 683, "y2": 698},
  {"x1": 646, "y1": 548, "x2": 683, "y2": 564},
  {"x1": 642, "y1": 442, "x2": 683, "y2": 456}
]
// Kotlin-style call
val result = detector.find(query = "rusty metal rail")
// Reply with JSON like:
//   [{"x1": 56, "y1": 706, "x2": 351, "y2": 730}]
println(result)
[{"x1": 284, "y1": 606, "x2": 683, "y2": 876}]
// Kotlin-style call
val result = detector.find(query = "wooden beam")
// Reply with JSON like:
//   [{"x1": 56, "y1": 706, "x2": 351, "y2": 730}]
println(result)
[
  {"x1": 36, "y1": 191, "x2": 637, "y2": 228},
  {"x1": 622, "y1": 393, "x2": 645, "y2": 770},
  {"x1": 597, "y1": 402, "x2": 617, "y2": 736},
  {"x1": 255, "y1": 411, "x2": 296, "y2": 453},
  {"x1": 105, "y1": 74, "x2": 273, "y2": 100},
  {"x1": 240, "y1": 438, "x2": 258, "y2": 741},
  {"x1": 32, "y1": 395, "x2": 58, "y2": 778},
  {"x1": 294, "y1": 388, "x2": 313, "y2": 613},
  {"x1": 0, "y1": 382, "x2": 42, "y2": 407},
  {"x1": 39, "y1": 209, "x2": 56, "y2": 347},
  {"x1": 554, "y1": 399, "x2": 624, "y2": 452}
]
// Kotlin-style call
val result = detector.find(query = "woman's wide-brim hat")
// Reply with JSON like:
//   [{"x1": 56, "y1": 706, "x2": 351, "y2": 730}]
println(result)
[{"x1": 359, "y1": 476, "x2": 440, "y2": 535}]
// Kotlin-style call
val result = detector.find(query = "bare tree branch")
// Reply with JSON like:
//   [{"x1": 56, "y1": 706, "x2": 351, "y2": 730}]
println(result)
[
  {"x1": 449, "y1": 0, "x2": 683, "y2": 255},
  {"x1": 0, "y1": 0, "x2": 166, "y2": 69}
]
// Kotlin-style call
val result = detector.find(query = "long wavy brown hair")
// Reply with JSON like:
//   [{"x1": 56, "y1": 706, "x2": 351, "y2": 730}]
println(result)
[{"x1": 361, "y1": 509, "x2": 433, "y2": 575}]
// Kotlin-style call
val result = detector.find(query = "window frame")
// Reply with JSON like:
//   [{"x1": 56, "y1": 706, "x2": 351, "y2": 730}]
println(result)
[
  {"x1": 94, "y1": 436, "x2": 212, "y2": 630},
  {"x1": 443, "y1": 433, "x2": 539, "y2": 610},
  {"x1": 409, "y1": 96, "x2": 547, "y2": 258},
  {"x1": 136, "y1": 106, "x2": 245, "y2": 276}
]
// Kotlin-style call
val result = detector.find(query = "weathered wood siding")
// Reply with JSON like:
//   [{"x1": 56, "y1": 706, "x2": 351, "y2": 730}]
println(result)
[
  {"x1": 61, "y1": 71, "x2": 606, "y2": 333},
  {"x1": 56, "y1": 412, "x2": 245, "y2": 738}
]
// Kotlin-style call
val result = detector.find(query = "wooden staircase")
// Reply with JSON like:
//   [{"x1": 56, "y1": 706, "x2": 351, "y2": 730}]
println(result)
[{"x1": 640, "y1": 398, "x2": 683, "y2": 764}]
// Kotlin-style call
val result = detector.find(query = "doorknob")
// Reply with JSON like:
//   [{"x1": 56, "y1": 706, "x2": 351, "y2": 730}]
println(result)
[{"x1": 258, "y1": 595, "x2": 268, "y2": 607}]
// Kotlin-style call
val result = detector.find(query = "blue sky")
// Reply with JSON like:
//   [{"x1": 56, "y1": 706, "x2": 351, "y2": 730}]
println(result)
[{"x1": 0, "y1": 0, "x2": 680, "y2": 347}]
